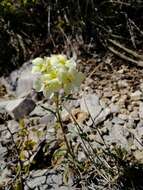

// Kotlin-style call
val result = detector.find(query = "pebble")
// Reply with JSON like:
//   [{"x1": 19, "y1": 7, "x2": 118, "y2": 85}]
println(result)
[
  {"x1": 112, "y1": 117, "x2": 125, "y2": 125},
  {"x1": 110, "y1": 104, "x2": 120, "y2": 113},
  {"x1": 130, "y1": 90, "x2": 142, "y2": 101},
  {"x1": 118, "y1": 80, "x2": 128, "y2": 88},
  {"x1": 139, "y1": 102, "x2": 143, "y2": 119}
]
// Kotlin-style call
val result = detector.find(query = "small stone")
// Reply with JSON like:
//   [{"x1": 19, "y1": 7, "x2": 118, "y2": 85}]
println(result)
[
  {"x1": 110, "y1": 104, "x2": 120, "y2": 113},
  {"x1": 6, "y1": 98, "x2": 35, "y2": 120},
  {"x1": 130, "y1": 111, "x2": 139, "y2": 120},
  {"x1": 0, "y1": 144, "x2": 7, "y2": 160},
  {"x1": 104, "y1": 120, "x2": 112, "y2": 129},
  {"x1": 7, "y1": 120, "x2": 19, "y2": 133},
  {"x1": 130, "y1": 90, "x2": 142, "y2": 101},
  {"x1": 78, "y1": 151, "x2": 86, "y2": 162},
  {"x1": 31, "y1": 169, "x2": 48, "y2": 177},
  {"x1": 40, "y1": 114, "x2": 55, "y2": 125},
  {"x1": 117, "y1": 69, "x2": 124, "y2": 74},
  {"x1": 101, "y1": 126, "x2": 109, "y2": 135},
  {"x1": 139, "y1": 102, "x2": 143, "y2": 119},
  {"x1": 103, "y1": 91, "x2": 112, "y2": 98},
  {"x1": 27, "y1": 176, "x2": 46, "y2": 188},
  {"x1": 111, "y1": 94, "x2": 120, "y2": 103},
  {"x1": 118, "y1": 80, "x2": 128, "y2": 88},
  {"x1": 0, "y1": 100, "x2": 10, "y2": 111},
  {"x1": 128, "y1": 105, "x2": 133, "y2": 112},
  {"x1": 118, "y1": 95, "x2": 128, "y2": 107},
  {"x1": 140, "y1": 83, "x2": 143, "y2": 92},
  {"x1": 133, "y1": 150, "x2": 143, "y2": 164},
  {"x1": 127, "y1": 118, "x2": 136, "y2": 128},
  {"x1": 112, "y1": 117, "x2": 125, "y2": 125},
  {"x1": 137, "y1": 121, "x2": 143, "y2": 128},
  {"x1": 118, "y1": 114, "x2": 128, "y2": 121},
  {"x1": 0, "y1": 167, "x2": 11, "y2": 187},
  {"x1": 103, "y1": 87, "x2": 112, "y2": 98},
  {"x1": 130, "y1": 144, "x2": 137, "y2": 151}
]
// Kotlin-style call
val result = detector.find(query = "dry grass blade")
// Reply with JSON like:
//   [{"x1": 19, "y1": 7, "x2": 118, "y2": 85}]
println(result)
[
  {"x1": 108, "y1": 46, "x2": 143, "y2": 67},
  {"x1": 108, "y1": 39, "x2": 143, "y2": 60}
]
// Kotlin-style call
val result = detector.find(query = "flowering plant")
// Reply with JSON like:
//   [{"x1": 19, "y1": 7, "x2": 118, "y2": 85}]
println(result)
[{"x1": 32, "y1": 54, "x2": 84, "y2": 97}]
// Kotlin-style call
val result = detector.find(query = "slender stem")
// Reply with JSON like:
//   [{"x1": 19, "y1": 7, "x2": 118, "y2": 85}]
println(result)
[
  {"x1": 6, "y1": 123, "x2": 24, "y2": 190},
  {"x1": 55, "y1": 94, "x2": 82, "y2": 178},
  {"x1": 55, "y1": 93, "x2": 74, "y2": 158}
]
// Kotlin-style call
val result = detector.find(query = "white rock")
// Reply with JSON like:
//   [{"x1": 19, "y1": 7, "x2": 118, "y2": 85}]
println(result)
[
  {"x1": 8, "y1": 61, "x2": 39, "y2": 97},
  {"x1": 16, "y1": 73, "x2": 39, "y2": 97},
  {"x1": 80, "y1": 94, "x2": 102, "y2": 119}
]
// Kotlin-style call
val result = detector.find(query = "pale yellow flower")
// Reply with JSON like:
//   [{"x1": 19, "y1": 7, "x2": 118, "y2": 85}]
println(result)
[{"x1": 32, "y1": 54, "x2": 84, "y2": 97}]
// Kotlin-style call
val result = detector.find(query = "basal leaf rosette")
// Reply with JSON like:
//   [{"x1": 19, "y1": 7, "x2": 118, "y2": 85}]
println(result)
[{"x1": 32, "y1": 55, "x2": 84, "y2": 97}]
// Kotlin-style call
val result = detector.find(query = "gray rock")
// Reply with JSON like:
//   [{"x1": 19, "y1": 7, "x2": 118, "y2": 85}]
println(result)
[
  {"x1": 110, "y1": 104, "x2": 120, "y2": 113},
  {"x1": 137, "y1": 120, "x2": 143, "y2": 128},
  {"x1": 0, "y1": 144, "x2": 7, "y2": 160},
  {"x1": 26, "y1": 169, "x2": 74, "y2": 190},
  {"x1": 6, "y1": 98, "x2": 35, "y2": 120},
  {"x1": 0, "y1": 167, "x2": 11, "y2": 187},
  {"x1": 127, "y1": 118, "x2": 136, "y2": 128},
  {"x1": 78, "y1": 151, "x2": 86, "y2": 162},
  {"x1": 27, "y1": 176, "x2": 46, "y2": 188},
  {"x1": 112, "y1": 117, "x2": 125, "y2": 125},
  {"x1": 0, "y1": 100, "x2": 10, "y2": 111},
  {"x1": 30, "y1": 104, "x2": 47, "y2": 117},
  {"x1": 80, "y1": 94, "x2": 102, "y2": 119},
  {"x1": 7, "y1": 120, "x2": 19, "y2": 133},
  {"x1": 31, "y1": 169, "x2": 48, "y2": 178},
  {"x1": 40, "y1": 114, "x2": 55, "y2": 125},
  {"x1": 94, "y1": 107, "x2": 111, "y2": 125},
  {"x1": 118, "y1": 114, "x2": 128, "y2": 121},
  {"x1": 104, "y1": 124, "x2": 129, "y2": 149}
]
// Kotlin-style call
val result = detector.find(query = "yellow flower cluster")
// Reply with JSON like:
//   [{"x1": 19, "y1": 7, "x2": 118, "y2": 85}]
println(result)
[{"x1": 32, "y1": 55, "x2": 84, "y2": 97}]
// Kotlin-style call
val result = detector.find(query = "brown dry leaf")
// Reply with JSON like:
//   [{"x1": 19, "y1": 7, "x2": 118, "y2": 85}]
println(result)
[
  {"x1": 0, "y1": 84, "x2": 7, "y2": 97},
  {"x1": 76, "y1": 111, "x2": 89, "y2": 123},
  {"x1": 71, "y1": 108, "x2": 89, "y2": 123}
]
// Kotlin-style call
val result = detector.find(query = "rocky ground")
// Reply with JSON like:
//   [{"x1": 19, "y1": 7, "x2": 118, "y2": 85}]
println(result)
[{"x1": 1, "y1": 53, "x2": 143, "y2": 189}]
